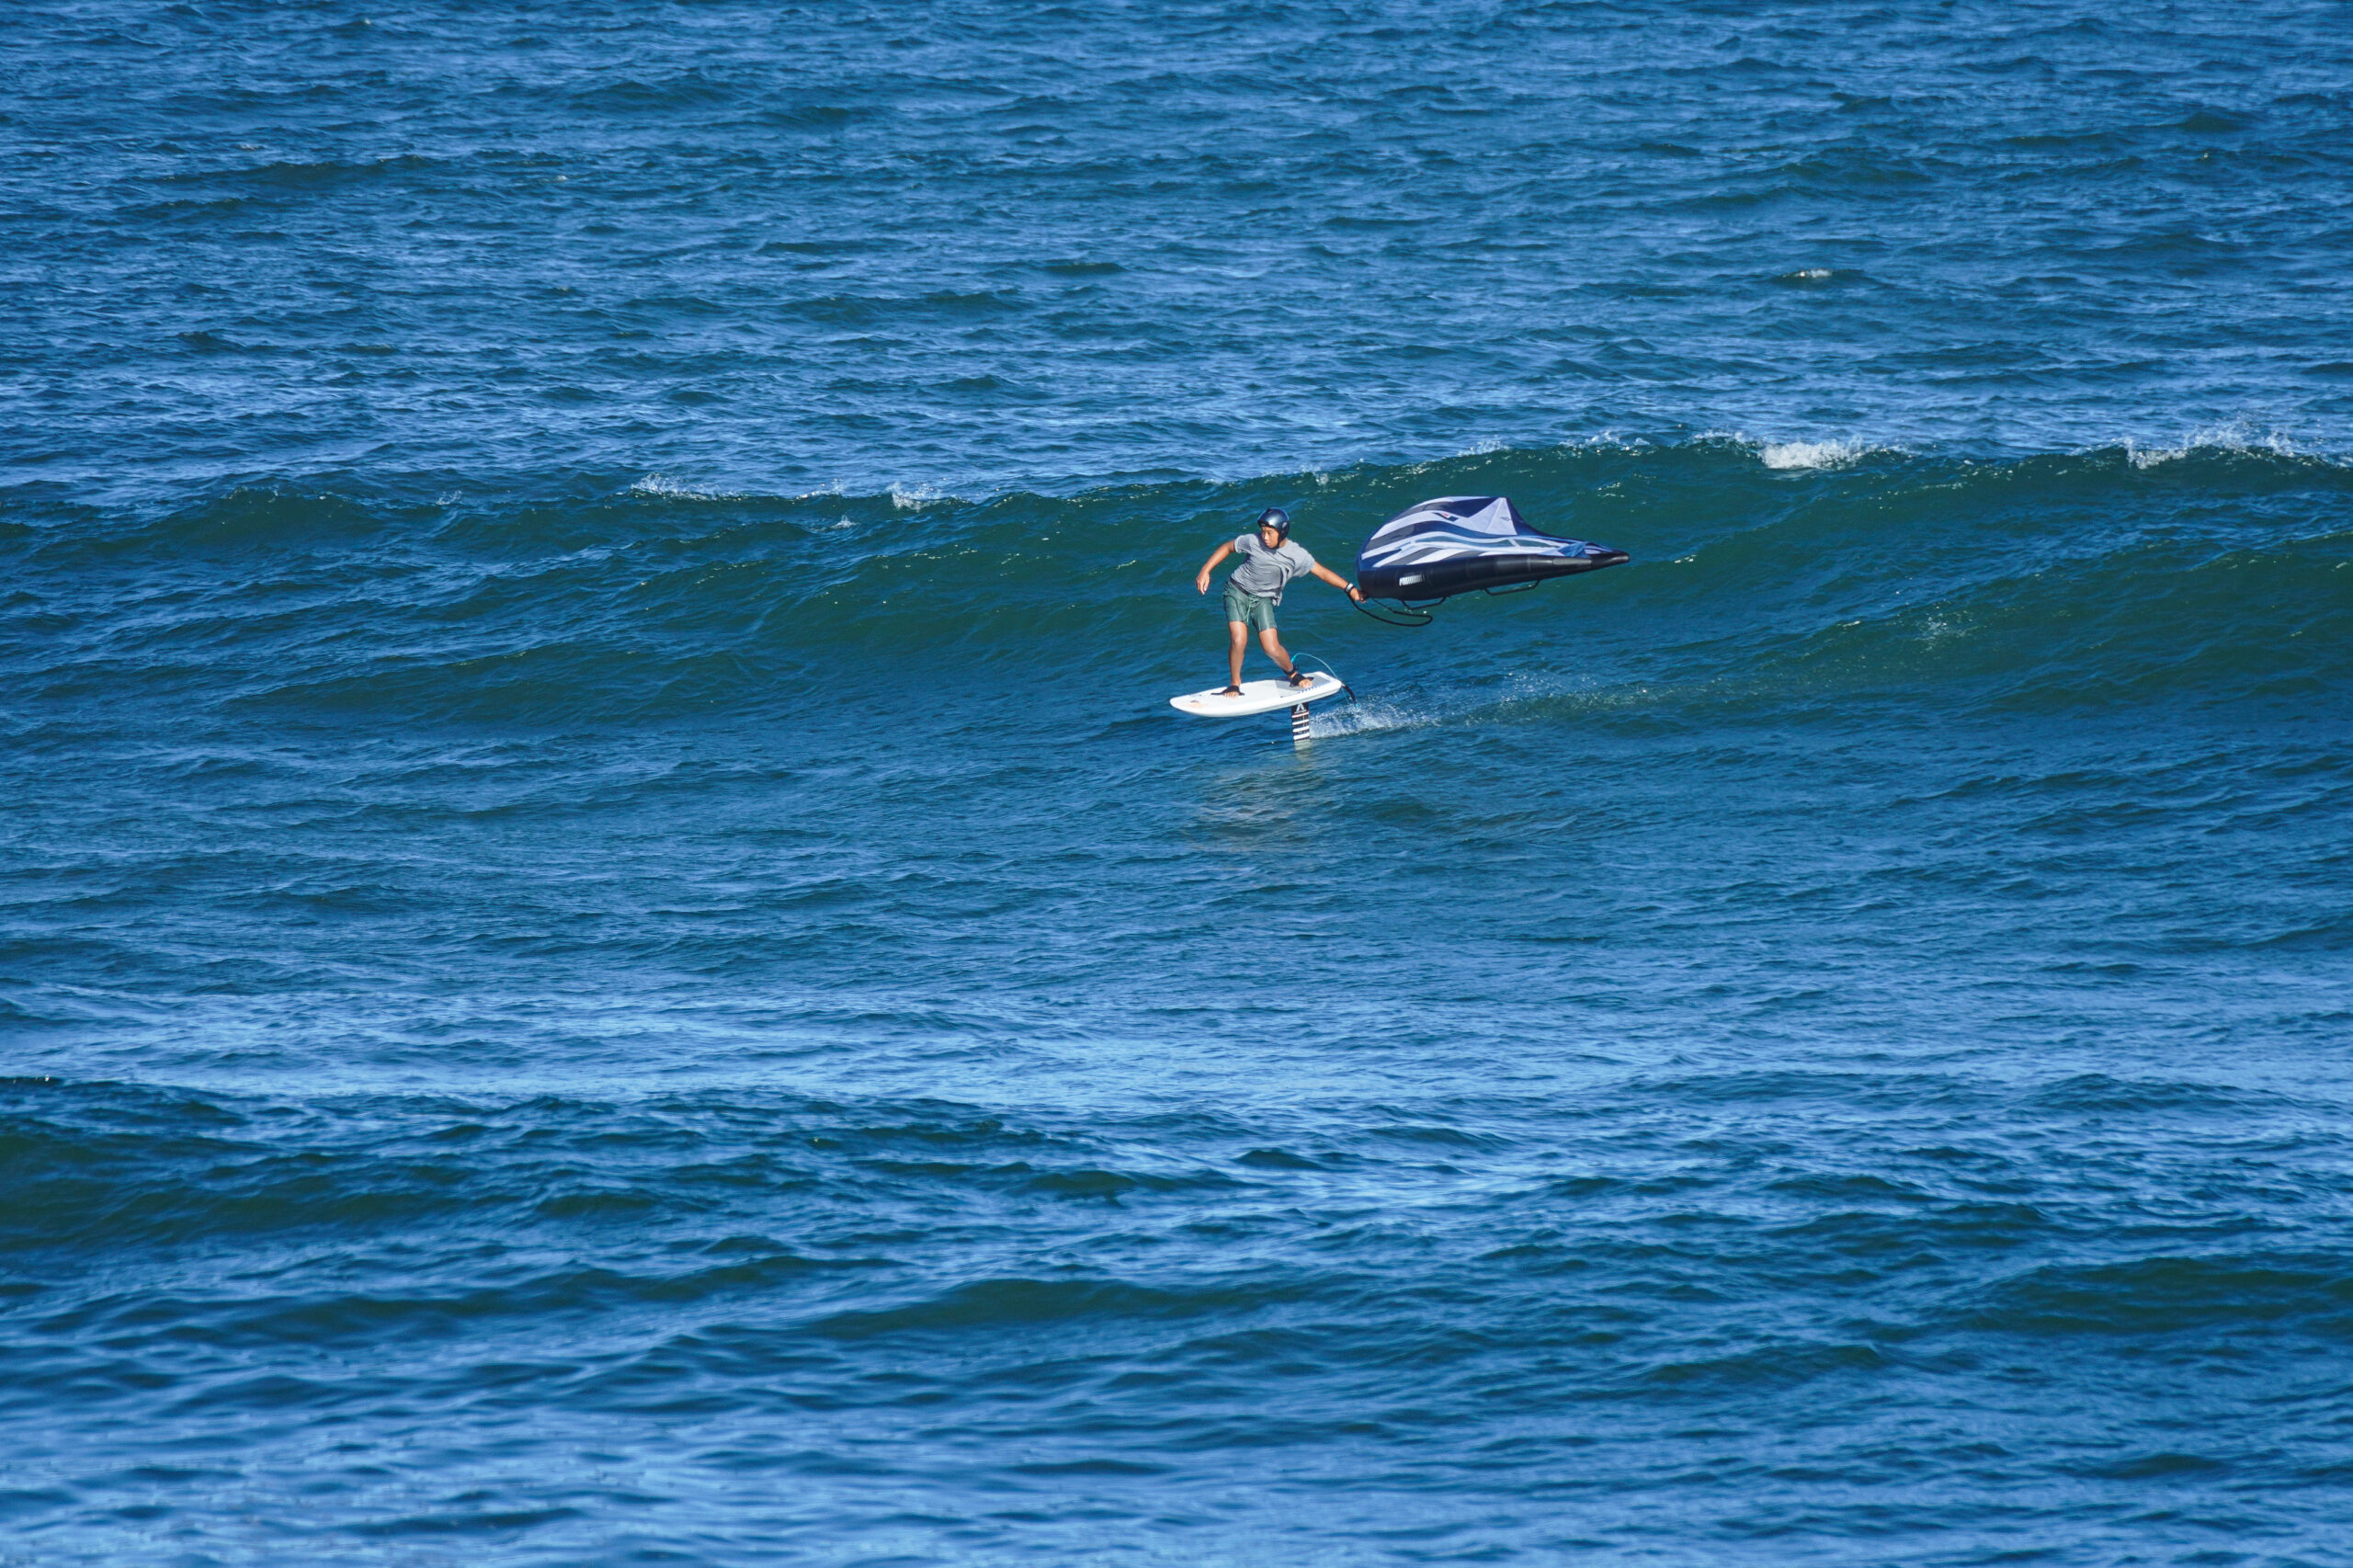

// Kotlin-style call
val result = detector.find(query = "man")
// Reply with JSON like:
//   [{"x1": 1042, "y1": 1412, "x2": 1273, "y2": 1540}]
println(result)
[{"x1": 1193, "y1": 506, "x2": 1365, "y2": 696}]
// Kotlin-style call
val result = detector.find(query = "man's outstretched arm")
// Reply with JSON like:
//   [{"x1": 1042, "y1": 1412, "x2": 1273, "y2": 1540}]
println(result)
[
  {"x1": 1195, "y1": 541, "x2": 1234, "y2": 594},
  {"x1": 1310, "y1": 562, "x2": 1367, "y2": 602}
]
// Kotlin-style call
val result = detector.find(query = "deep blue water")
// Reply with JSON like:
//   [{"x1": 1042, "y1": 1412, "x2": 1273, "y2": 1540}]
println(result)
[{"x1": 5, "y1": 3, "x2": 2352, "y2": 1564}]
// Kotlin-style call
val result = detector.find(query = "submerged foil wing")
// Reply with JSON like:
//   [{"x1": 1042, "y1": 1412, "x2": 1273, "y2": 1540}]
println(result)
[{"x1": 1355, "y1": 494, "x2": 1628, "y2": 601}]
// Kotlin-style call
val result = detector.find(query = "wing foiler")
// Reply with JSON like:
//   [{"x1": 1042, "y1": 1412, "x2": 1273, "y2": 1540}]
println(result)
[{"x1": 1353, "y1": 494, "x2": 1628, "y2": 624}]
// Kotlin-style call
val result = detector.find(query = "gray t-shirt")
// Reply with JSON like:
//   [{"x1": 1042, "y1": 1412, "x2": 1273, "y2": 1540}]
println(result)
[{"x1": 1227, "y1": 534, "x2": 1316, "y2": 602}]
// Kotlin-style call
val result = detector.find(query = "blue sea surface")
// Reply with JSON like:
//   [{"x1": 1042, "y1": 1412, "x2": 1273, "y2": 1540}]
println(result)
[{"x1": 4, "y1": 2, "x2": 2351, "y2": 1564}]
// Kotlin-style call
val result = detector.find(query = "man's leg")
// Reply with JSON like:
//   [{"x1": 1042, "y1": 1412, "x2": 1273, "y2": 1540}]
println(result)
[
  {"x1": 1257, "y1": 626, "x2": 1297, "y2": 680},
  {"x1": 1226, "y1": 619, "x2": 1249, "y2": 691}
]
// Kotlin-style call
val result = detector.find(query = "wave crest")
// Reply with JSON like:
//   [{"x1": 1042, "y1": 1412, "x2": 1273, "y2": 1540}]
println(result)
[{"x1": 9, "y1": 438, "x2": 2347, "y2": 727}]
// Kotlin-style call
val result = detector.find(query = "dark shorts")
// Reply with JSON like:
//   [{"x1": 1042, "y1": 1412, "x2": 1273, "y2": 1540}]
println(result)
[{"x1": 1222, "y1": 580, "x2": 1278, "y2": 631}]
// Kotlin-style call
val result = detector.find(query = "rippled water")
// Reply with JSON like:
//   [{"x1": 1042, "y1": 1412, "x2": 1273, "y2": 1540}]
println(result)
[
  {"x1": 5, "y1": 2, "x2": 2352, "y2": 1564},
  {"x1": 13, "y1": 0, "x2": 2353, "y2": 496}
]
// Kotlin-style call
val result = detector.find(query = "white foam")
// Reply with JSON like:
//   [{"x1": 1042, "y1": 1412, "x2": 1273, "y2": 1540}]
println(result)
[
  {"x1": 890, "y1": 482, "x2": 953, "y2": 509},
  {"x1": 1309, "y1": 699, "x2": 1423, "y2": 738},
  {"x1": 1759, "y1": 437, "x2": 1871, "y2": 470},
  {"x1": 1305, "y1": 668, "x2": 1665, "y2": 739},
  {"x1": 631, "y1": 472, "x2": 730, "y2": 500},
  {"x1": 2123, "y1": 421, "x2": 2301, "y2": 470}
]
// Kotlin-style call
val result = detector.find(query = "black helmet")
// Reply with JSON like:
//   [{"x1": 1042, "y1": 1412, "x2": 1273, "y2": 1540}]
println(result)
[{"x1": 1254, "y1": 506, "x2": 1290, "y2": 540}]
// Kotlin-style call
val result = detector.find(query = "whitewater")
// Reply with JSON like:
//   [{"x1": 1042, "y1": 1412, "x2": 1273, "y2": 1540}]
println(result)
[{"x1": 4, "y1": 2, "x2": 2351, "y2": 1565}]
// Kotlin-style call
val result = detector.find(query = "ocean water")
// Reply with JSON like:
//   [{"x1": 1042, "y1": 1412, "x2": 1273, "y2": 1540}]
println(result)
[{"x1": 5, "y1": 3, "x2": 2352, "y2": 1564}]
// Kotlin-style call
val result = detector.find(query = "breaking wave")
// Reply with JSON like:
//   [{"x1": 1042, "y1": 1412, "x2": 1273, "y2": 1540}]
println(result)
[{"x1": 6, "y1": 437, "x2": 2344, "y2": 733}]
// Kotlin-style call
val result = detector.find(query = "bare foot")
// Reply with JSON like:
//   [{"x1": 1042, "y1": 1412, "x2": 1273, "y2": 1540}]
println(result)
[
  {"x1": 1219, "y1": 685, "x2": 1244, "y2": 697},
  {"x1": 1286, "y1": 669, "x2": 1313, "y2": 687}
]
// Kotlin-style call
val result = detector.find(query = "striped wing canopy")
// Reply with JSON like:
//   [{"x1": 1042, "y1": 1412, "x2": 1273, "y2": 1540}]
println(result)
[{"x1": 1355, "y1": 495, "x2": 1626, "y2": 602}]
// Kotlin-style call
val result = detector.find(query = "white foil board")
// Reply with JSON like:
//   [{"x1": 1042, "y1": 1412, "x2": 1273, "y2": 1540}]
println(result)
[{"x1": 1170, "y1": 672, "x2": 1344, "y2": 718}]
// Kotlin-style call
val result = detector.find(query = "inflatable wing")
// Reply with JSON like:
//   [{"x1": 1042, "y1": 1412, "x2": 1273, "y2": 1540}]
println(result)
[{"x1": 1355, "y1": 495, "x2": 1628, "y2": 605}]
